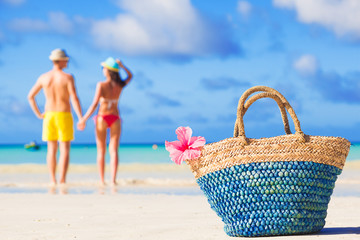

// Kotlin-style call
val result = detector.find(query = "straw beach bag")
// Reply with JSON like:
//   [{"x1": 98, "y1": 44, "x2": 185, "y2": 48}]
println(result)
[{"x1": 186, "y1": 86, "x2": 351, "y2": 237}]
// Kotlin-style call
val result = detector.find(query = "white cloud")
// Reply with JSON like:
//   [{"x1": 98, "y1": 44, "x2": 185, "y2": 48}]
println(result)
[
  {"x1": 293, "y1": 54, "x2": 318, "y2": 76},
  {"x1": 0, "y1": 0, "x2": 26, "y2": 6},
  {"x1": 9, "y1": 18, "x2": 48, "y2": 32},
  {"x1": 91, "y1": 0, "x2": 239, "y2": 58},
  {"x1": 273, "y1": 0, "x2": 360, "y2": 38},
  {"x1": 0, "y1": 96, "x2": 31, "y2": 116},
  {"x1": 48, "y1": 12, "x2": 74, "y2": 35},
  {"x1": 237, "y1": 1, "x2": 252, "y2": 18},
  {"x1": 273, "y1": 0, "x2": 293, "y2": 8},
  {"x1": 8, "y1": 12, "x2": 74, "y2": 35}
]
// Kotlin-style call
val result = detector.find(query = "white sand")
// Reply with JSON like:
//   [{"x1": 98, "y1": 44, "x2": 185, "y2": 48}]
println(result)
[
  {"x1": 0, "y1": 162, "x2": 359, "y2": 239},
  {"x1": 0, "y1": 194, "x2": 359, "y2": 240}
]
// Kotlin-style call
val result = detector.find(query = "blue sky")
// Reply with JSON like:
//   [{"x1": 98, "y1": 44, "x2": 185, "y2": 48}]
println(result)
[{"x1": 0, "y1": 0, "x2": 360, "y2": 144}]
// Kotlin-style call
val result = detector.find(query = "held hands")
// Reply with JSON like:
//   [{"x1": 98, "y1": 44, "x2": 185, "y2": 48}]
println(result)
[
  {"x1": 77, "y1": 118, "x2": 86, "y2": 131},
  {"x1": 38, "y1": 113, "x2": 45, "y2": 119}
]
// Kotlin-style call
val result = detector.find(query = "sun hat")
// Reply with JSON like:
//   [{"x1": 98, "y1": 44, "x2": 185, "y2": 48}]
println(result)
[
  {"x1": 49, "y1": 49, "x2": 69, "y2": 61},
  {"x1": 101, "y1": 57, "x2": 119, "y2": 72}
]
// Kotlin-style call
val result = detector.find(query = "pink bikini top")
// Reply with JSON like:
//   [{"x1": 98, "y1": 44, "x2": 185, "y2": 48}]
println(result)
[{"x1": 99, "y1": 97, "x2": 119, "y2": 110}]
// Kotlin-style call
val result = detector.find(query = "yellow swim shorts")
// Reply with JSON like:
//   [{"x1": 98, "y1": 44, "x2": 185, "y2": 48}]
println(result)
[{"x1": 42, "y1": 112, "x2": 74, "y2": 142}]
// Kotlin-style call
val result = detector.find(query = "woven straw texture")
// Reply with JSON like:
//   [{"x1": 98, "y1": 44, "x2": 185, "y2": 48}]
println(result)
[{"x1": 186, "y1": 86, "x2": 351, "y2": 237}]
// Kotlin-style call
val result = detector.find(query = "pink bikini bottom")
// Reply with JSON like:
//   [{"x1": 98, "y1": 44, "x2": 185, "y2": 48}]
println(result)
[{"x1": 94, "y1": 114, "x2": 120, "y2": 128}]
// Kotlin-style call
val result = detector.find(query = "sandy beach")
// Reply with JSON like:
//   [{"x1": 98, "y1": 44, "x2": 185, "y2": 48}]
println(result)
[
  {"x1": 0, "y1": 161, "x2": 359, "y2": 239},
  {"x1": 0, "y1": 194, "x2": 359, "y2": 240}
]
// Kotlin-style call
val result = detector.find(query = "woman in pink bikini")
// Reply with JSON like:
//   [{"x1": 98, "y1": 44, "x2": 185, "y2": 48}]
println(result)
[{"x1": 78, "y1": 57, "x2": 132, "y2": 185}]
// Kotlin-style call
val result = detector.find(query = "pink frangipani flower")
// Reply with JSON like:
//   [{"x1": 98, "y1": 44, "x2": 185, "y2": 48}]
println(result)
[{"x1": 165, "y1": 126, "x2": 206, "y2": 165}]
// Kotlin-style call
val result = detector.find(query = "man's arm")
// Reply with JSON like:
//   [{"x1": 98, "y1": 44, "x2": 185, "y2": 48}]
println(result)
[
  {"x1": 27, "y1": 77, "x2": 44, "y2": 119},
  {"x1": 67, "y1": 75, "x2": 82, "y2": 120},
  {"x1": 77, "y1": 83, "x2": 102, "y2": 131}
]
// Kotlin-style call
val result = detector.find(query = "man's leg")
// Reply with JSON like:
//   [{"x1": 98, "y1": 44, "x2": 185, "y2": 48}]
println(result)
[
  {"x1": 47, "y1": 141, "x2": 58, "y2": 185},
  {"x1": 58, "y1": 141, "x2": 70, "y2": 184}
]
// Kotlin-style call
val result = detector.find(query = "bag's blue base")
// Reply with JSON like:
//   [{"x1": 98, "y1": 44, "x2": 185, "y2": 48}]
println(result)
[{"x1": 196, "y1": 161, "x2": 341, "y2": 237}]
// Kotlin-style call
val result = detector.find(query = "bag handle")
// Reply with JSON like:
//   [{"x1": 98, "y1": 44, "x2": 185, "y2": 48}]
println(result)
[
  {"x1": 241, "y1": 92, "x2": 292, "y2": 134},
  {"x1": 233, "y1": 86, "x2": 305, "y2": 143},
  {"x1": 233, "y1": 91, "x2": 291, "y2": 138}
]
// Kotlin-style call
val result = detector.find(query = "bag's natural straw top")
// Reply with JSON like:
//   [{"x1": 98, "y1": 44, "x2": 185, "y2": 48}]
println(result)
[{"x1": 187, "y1": 86, "x2": 351, "y2": 179}]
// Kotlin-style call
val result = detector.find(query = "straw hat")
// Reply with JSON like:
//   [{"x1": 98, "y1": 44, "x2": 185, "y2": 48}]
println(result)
[
  {"x1": 49, "y1": 49, "x2": 69, "y2": 61},
  {"x1": 101, "y1": 57, "x2": 119, "y2": 72}
]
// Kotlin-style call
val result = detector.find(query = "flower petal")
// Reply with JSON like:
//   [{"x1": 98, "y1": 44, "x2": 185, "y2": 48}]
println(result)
[
  {"x1": 183, "y1": 148, "x2": 202, "y2": 160},
  {"x1": 172, "y1": 152, "x2": 187, "y2": 165},
  {"x1": 165, "y1": 140, "x2": 186, "y2": 164},
  {"x1": 165, "y1": 126, "x2": 206, "y2": 164},
  {"x1": 175, "y1": 126, "x2": 192, "y2": 146},
  {"x1": 189, "y1": 136, "x2": 206, "y2": 148},
  {"x1": 165, "y1": 140, "x2": 186, "y2": 152}
]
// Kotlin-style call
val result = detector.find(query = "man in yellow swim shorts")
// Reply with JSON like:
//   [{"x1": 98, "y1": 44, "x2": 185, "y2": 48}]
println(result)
[{"x1": 28, "y1": 49, "x2": 83, "y2": 185}]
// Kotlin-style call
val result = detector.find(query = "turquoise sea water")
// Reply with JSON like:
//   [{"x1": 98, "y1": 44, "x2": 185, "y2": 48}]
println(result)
[
  {"x1": 0, "y1": 142, "x2": 359, "y2": 165},
  {"x1": 0, "y1": 144, "x2": 170, "y2": 165},
  {"x1": 0, "y1": 143, "x2": 359, "y2": 195},
  {"x1": 347, "y1": 142, "x2": 360, "y2": 161}
]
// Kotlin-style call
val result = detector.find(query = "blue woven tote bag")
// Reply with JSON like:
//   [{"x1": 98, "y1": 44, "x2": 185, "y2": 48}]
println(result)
[{"x1": 186, "y1": 86, "x2": 351, "y2": 237}]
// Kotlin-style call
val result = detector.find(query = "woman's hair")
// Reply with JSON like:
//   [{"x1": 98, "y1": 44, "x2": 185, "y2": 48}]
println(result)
[{"x1": 108, "y1": 69, "x2": 126, "y2": 87}]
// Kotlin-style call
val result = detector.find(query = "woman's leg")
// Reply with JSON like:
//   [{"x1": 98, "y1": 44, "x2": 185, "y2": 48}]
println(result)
[
  {"x1": 109, "y1": 119, "x2": 121, "y2": 185},
  {"x1": 96, "y1": 117, "x2": 108, "y2": 185},
  {"x1": 47, "y1": 141, "x2": 58, "y2": 185}
]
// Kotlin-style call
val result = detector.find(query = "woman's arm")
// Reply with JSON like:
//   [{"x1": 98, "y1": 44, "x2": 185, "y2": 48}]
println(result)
[
  {"x1": 83, "y1": 83, "x2": 102, "y2": 122},
  {"x1": 117, "y1": 59, "x2": 133, "y2": 86},
  {"x1": 77, "y1": 83, "x2": 102, "y2": 130}
]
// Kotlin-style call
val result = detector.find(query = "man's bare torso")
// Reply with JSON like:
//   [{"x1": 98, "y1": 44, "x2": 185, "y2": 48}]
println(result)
[{"x1": 40, "y1": 70, "x2": 73, "y2": 112}]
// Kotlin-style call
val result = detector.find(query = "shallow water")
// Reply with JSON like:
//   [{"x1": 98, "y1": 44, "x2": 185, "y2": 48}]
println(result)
[
  {"x1": 0, "y1": 144, "x2": 169, "y2": 164},
  {"x1": 0, "y1": 143, "x2": 359, "y2": 195},
  {"x1": 1, "y1": 142, "x2": 359, "y2": 165}
]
